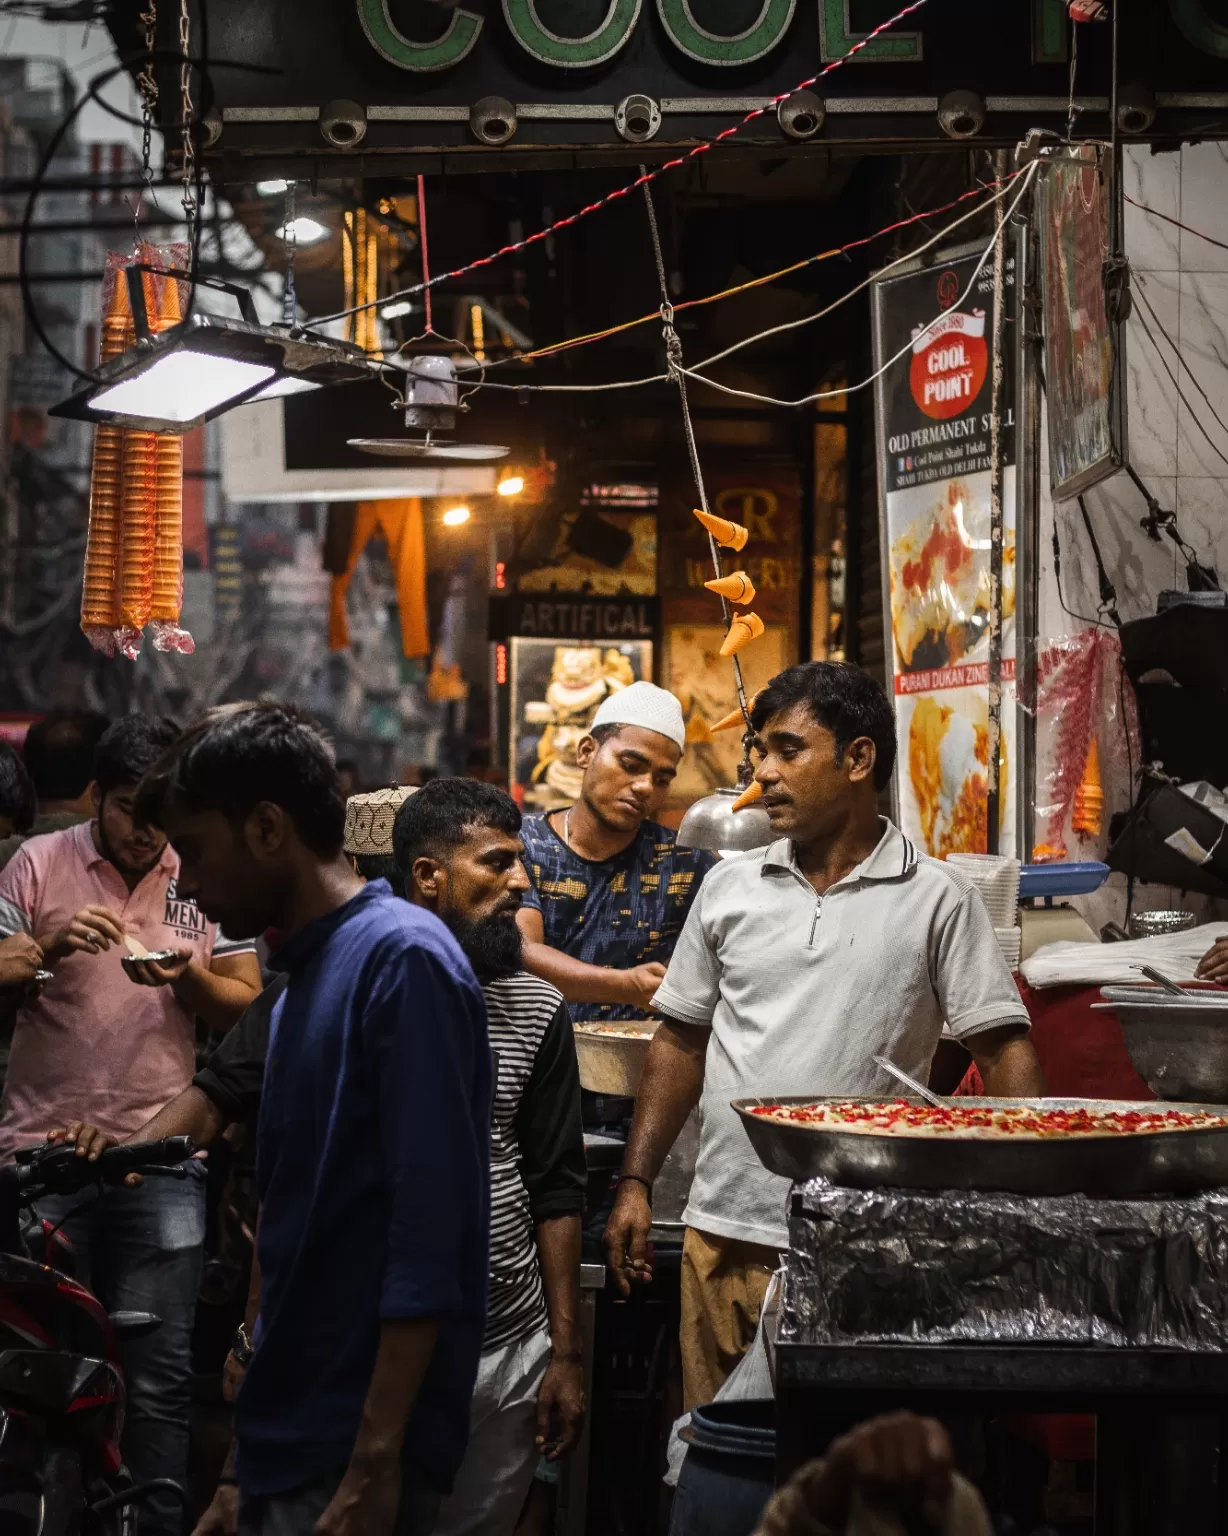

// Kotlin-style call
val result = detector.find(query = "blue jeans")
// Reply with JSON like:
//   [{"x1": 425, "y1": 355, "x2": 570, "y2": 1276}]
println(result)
[{"x1": 36, "y1": 1164, "x2": 206, "y2": 1536}]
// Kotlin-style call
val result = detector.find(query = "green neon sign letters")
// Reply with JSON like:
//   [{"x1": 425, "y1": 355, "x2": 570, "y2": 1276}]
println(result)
[{"x1": 356, "y1": 0, "x2": 483, "y2": 71}]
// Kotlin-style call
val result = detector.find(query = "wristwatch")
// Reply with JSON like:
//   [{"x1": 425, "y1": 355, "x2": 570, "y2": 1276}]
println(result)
[{"x1": 231, "y1": 1322, "x2": 254, "y2": 1368}]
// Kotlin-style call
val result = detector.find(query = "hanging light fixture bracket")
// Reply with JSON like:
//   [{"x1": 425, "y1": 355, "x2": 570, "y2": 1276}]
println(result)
[{"x1": 50, "y1": 265, "x2": 371, "y2": 433}]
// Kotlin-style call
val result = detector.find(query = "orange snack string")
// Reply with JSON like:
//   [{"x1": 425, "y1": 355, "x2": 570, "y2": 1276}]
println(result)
[
  {"x1": 81, "y1": 275, "x2": 132, "y2": 647},
  {"x1": 150, "y1": 275, "x2": 185, "y2": 624}
]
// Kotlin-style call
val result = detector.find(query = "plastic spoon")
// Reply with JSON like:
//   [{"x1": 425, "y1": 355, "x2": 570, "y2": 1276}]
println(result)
[{"x1": 872, "y1": 1054, "x2": 947, "y2": 1109}]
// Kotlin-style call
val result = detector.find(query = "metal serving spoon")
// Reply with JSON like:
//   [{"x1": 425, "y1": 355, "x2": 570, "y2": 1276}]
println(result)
[
  {"x1": 872, "y1": 1054, "x2": 947, "y2": 1109},
  {"x1": 1134, "y1": 963, "x2": 1186, "y2": 997}
]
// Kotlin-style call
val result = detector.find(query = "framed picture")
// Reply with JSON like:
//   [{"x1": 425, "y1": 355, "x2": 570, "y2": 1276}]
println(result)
[
  {"x1": 508, "y1": 638, "x2": 653, "y2": 810},
  {"x1": 1038, "y1": 145, "x2": 1127, "y2": 501}
]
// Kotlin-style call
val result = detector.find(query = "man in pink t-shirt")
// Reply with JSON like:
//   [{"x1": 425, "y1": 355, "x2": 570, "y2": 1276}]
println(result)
[{"x1": 0, "y1": 715, "x2": 261, "y2": 1536}]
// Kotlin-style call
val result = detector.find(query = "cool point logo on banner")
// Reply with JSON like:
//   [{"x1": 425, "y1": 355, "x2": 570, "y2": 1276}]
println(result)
[{"x1": 909, "y1": 310, "x2": 988, "y2": 422}]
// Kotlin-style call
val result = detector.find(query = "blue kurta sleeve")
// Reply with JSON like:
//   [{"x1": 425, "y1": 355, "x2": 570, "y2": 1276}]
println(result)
[{"x1": 362, "y1": 943, "x2": 492, "y2": 1325}]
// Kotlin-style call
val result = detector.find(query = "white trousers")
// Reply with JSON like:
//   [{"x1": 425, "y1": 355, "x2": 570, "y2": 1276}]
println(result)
[{"x1": 431, "y1": 1325, "x2": 552, "y2": 1536}]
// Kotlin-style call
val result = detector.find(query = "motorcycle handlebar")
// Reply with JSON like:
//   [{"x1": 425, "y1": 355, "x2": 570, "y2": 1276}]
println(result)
[{"x1": 7, "y1": 1137, "x2": 197, "y2": 1200}]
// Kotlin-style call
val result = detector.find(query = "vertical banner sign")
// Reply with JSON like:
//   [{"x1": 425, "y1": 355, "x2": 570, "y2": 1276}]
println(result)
[{"x1": 872, "y1": 238, "x2": 1020, "y2": 859}]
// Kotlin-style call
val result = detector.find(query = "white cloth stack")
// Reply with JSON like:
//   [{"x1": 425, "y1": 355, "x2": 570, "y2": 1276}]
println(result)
[{"x1": 1021, "y1": 922, "x2": 1228, "y2": 990}]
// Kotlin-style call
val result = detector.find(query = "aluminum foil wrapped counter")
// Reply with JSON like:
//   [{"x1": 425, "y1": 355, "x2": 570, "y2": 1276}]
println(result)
[{"x1": 780, "y1": 1178, "x2": 1228, "y2": 1349}]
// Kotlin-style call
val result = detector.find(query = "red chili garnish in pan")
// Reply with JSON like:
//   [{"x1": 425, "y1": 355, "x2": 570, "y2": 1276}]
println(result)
[{"x1": 748, "y1": 1099, "x2": 1228, "y2": 1139}]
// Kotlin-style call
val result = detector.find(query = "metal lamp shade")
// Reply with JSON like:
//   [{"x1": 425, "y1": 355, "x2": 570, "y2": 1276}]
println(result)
[{"x1": 676, "y1": 786, "x2": 775, "y2": 853}]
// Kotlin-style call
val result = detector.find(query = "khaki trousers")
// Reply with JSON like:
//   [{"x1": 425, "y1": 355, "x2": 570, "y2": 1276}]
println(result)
[{"x1": 680, "y1": 1226, "x2": 780, "y2": 1411}]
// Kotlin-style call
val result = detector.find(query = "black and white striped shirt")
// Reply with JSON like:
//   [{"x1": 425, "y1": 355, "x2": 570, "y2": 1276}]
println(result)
[{"x1": 483, "y1": 971, "x2": 586, "y2": 1352}]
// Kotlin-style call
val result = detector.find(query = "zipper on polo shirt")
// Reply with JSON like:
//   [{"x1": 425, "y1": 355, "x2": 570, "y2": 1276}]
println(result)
[{"x1": 807, "y1": 898, "x2": 823, "y2": 948}]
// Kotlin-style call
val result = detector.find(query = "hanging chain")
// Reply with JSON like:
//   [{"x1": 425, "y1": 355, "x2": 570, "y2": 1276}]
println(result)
[
  {"x1": 132, "y1": 0, "x2": 158, "y2": 247},
  {"x1": 642, "y1": 174, "x2": 752, "y2": 754},
  {"x1": 282, "y1": 182, "x2": 297, "y2": 326},
  {"x1": 178, "y1": 0, "x2": 197, "y2": 231}
]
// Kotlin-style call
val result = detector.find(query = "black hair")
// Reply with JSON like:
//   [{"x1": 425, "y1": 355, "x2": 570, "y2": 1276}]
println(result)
[
  {"x1": 588, "y1": 722, "x2": 621, "y2": 747},
  {"x1": 354, "y1": 853, "x2": 406, "y2": 899},
  {"x1": 749, "y1": 662, "x2": 897, "y2": 793},
  {"x1": 393, "y1": 776, "x2": 521, "y2": 870},
  {"x1": 136, "y1": 701, "x2": 346, "y2": 858},
  {"x1": 23, "y1": 710, "x2": 110, "y2": 802},
  {"x1": 0, "y1": 742, "x2": 36, "y2": 834},
  {"x1": 95, "y1": 716, "x2": 181, "y2": 797}
]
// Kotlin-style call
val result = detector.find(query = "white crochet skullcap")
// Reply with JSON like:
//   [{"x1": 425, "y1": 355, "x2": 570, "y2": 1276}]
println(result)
[
  {"x1": 590, "y1": 682, "x2": 686, "y2": 753},
  {"x1": 344, "y1": 785, "x2": 417, "y2": 857}
]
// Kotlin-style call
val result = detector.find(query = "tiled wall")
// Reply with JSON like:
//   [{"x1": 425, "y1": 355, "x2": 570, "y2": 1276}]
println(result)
[{"x1": 1035, "y1": 144, "x2": 1228, "y2": 926}]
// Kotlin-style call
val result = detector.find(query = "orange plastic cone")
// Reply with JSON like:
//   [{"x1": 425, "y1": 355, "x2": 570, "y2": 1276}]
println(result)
[
  {"x1": 705, "y1": 570, "x2": 757, "y2": 605},
  {"x1": 694, "y1": 508, "x2": 749, "y2": 553},
  {"x1": 731, "y1": 780, "x2": 763, "y2": 811},
  {"x1": 710, "y1": 705, "x2": 747, "y2": 733},
  {"x1": 1072, "y1": 737, "x2": 1103, "y2": 839},
  {"x1": 720, "y1": 611, "x2": 765, "y2": 657}
]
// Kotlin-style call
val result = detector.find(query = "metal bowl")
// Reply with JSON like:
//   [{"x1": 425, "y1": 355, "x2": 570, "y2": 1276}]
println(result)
[
  {"x1": 1127, "y1": 909, "x2": 1197, "y2": 939},
  {"x1": 573, "y1": 1021, "x2": 658, "y2": 1096},
  {"x1": 1096, "y1": 992, "x2": 1228, "y2": 1102}
]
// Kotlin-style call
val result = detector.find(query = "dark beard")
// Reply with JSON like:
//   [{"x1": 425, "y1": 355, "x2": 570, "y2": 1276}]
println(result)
[
  {"x1": 96, "y1": 819, "x2": 162, "y2": 883},
  {"x1": 442, "y1": 910, "x2": 523, "y2": 984}
]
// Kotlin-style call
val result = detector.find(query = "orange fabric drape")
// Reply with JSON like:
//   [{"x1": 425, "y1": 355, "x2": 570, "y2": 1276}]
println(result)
[{"x1": 328, "y1": 497, "x2": 429, "y2": 658}]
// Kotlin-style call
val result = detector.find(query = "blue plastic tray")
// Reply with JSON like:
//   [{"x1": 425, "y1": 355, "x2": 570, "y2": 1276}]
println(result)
[{"x1": 1019, "y1": 861, "x2": 1110, "y2": 901}]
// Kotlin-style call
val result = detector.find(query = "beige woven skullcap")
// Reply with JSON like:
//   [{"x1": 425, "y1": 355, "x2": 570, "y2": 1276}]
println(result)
[{"x1": 343, "y1": 785, "x2": 417, "y2": 857}]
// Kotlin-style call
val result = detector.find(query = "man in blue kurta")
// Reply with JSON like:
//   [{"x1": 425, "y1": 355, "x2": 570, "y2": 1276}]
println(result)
[{"x1": 137, "y1": 702, "x2": 491, "y2": 1536}]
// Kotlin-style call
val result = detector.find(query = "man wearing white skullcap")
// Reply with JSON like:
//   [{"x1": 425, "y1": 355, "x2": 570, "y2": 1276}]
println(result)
[{"x1": 516, "y1": 682, "x2": 715, "y2": 1025}]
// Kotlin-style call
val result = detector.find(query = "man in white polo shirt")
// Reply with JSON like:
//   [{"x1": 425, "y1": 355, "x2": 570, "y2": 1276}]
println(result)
[{"x1": 604, "y1": 662, "x2": 1043, "y2": 1409}]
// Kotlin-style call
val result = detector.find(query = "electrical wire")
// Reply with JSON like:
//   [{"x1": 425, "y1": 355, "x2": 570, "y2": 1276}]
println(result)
[
  {"x1": 305, "y1": 0, "x2": 930, "y2": 331},
  {"x1": 1132, "y1": 280, "x2": 1228, "y2": 450},
  {"x1": 641, "y1": 172, "x2": 751, "y2": 733},
  {"x1": 466, "y1": 170, "x2": 1033, "y2": 398},
  {"x1": 1131, "y1": 289, "x2": 1228, "y2": 472},
  {"x1": 471, "y1": 172, "x2": 1020, "y2": 373},
  {"x1": 675, "y1": 160, "x2": 1039, "y2": 410},
  {"x1": 1123, "y1": 194, "x2": 1228, "y2": 254},
  {"x1": 17, "y1": 24, "x2": 277, "y2": 386},
  {"x1": 687, "y1": 170, "x2": 1024, "y2": 377}
]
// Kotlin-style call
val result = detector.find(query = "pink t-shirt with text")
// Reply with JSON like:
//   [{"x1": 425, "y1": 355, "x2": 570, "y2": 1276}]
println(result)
[{"x1": 0, "y1": 823, "x2": 253, "y2": 1158}]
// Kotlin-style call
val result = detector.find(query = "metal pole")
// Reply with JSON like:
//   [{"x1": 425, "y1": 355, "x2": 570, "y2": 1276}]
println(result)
[
  {"x1": 985, "y1": 147, "x2": 1010, "y2": 855},
  {"x1": 1018, "y1": 169, "x2": 1042, "y2": 864}
]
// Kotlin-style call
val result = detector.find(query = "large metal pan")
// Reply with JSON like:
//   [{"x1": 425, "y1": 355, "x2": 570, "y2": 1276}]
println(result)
[{"x1": 733, "y1": 1095, "x2": 1228, "y2": 1197}]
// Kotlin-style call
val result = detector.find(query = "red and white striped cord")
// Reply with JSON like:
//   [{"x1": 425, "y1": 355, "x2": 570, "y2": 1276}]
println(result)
[{"x1": 310, "y1": 0, "x2": 929, "y2": 328}]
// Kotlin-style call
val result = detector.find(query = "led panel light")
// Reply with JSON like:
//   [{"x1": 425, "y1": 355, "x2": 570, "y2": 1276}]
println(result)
[
  {"x1": 90, "y1": 351, "x2": 276, "y2": 423},
  {"x1": 50, "y1": 264, "x2": 372, "y2": 433}
]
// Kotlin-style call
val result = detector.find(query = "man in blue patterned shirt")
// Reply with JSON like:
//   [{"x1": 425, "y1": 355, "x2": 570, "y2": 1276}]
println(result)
[{"x1": 516, "y1": 683, "x2": 717, "y2": 1022}]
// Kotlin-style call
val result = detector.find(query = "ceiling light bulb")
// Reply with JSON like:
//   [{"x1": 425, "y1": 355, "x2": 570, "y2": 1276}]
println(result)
[
  {"x1": 442, "y1": 505, "x2": 471, "y2": 527},
  {"x1": 496, "y1": 474, "x2": 524, "y2": 497},
  {"x1": 279, "y1": 217, "x2": 329, "y2": 244},
  {"x1": 256, "y1": 179, "x2": 290, "y2": 196},
  {"x1": 380, "y1": 300, "x2": 414, "y2": 321},
  {"x1": 89, "y1": 350, "x2": 275, "y2": 424}
]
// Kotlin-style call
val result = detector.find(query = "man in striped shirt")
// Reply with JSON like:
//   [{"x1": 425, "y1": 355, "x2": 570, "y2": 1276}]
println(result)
[{"x1": 393, "y1": 779, "x2": 586, "y2": 1536}]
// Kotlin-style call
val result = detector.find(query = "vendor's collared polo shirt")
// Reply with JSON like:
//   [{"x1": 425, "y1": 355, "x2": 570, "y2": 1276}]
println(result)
[{"x1": 652, "y1": 819, "x2": 1030, "y2": 1249}]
